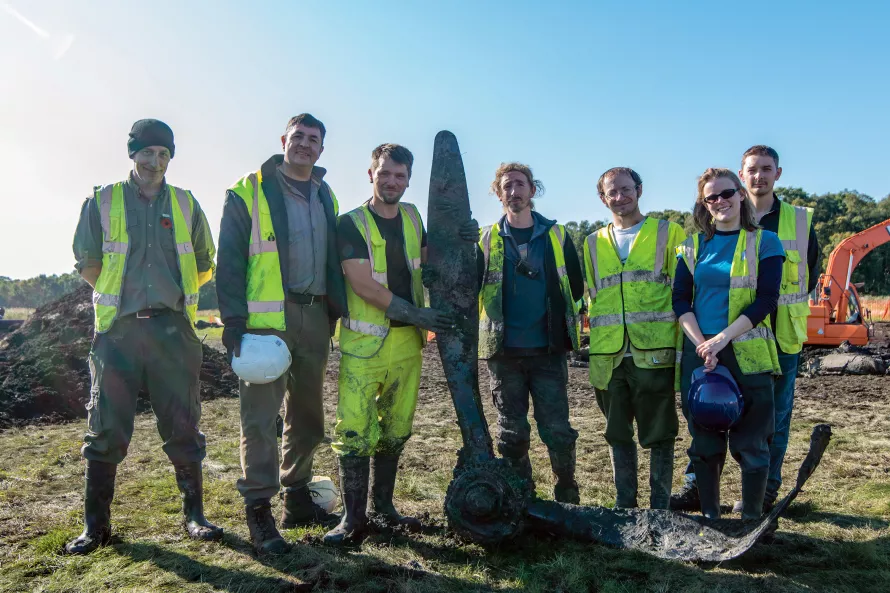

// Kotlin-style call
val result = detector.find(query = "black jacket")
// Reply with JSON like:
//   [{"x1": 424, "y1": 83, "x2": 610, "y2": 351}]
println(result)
[
  {"x1": 216, "y1": 155, "x2": 346, "y2": 328},
  {"x1": 477, "y1": 213, "x2": 584, "y2": 354}
]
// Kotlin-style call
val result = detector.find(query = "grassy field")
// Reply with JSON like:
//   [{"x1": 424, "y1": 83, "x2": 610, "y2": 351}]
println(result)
[
  {"x1": 0, "y1": 344, "x2": 888, "y2": 593},
  {"x1": 2, "y1": 307, "x2": 34, "y2": 320},
  {"x1": 861, "y1": 296, "x2": 890, "y2": 322}
]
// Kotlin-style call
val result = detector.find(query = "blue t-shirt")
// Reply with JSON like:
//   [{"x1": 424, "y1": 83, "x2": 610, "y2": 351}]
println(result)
[{"x1": 692, "y1": 230, "x2": 784, "y2": 335}]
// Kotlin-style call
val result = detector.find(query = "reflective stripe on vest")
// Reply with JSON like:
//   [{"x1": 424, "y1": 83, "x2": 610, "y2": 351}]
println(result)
[
  {"x1": 775, "y1": 201, "x2": 814, "y2": 353},
  {"x1": 679, "y1": 230, "x2": 781, "y2": 375},
  {"x1": 478, "y1": 222, "x2": 580, "y2": 359},
  {"x1": 93, "y1": 181, "x2": 199, "y2": 333},
  {"x1": 230, "y1": 169, "x2": 338, "y2": 330},
  {"x1": 229, "y1": 170, "x2": 286, "y2": 329},
  {"x1": 340, "y1": 202, "x2": 426, "y2": 358},
  {"x1": 583, "y1": 218, "x2": 678, "y2": 355}
]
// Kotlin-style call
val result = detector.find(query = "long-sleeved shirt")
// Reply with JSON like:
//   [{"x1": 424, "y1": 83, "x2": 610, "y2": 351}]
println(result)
[
  {"x1": 672, "y1": 229, "x2": 783, "y2": 334},
  {"x1": 277, "y1": 168, "x2": 328, "y2": 295},
  {"x1": 72, "y1": 172, "x2": 216, "y2": 317}
]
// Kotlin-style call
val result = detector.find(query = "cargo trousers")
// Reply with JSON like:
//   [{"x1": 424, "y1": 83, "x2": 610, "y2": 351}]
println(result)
[
  {"x1": 594, "y1": 357, "x2": 678, "y2": 449},
  {"x1": 82, "y1": 312, "x2": 205, "y2": 465},
  {"x1": 486, "y1": 353, "x2": 579, "y2": 463},
  {"x1": 237, "y1": 300, "x2": 330, "y2": 502}
]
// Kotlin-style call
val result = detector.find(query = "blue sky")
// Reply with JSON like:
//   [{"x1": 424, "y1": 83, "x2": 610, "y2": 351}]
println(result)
[{"x1": 2, "y1": 0, "x2": 888, "y2": 279}]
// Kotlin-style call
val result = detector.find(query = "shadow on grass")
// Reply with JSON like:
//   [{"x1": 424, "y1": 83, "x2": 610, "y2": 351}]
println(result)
[
  {"x1": 387, "y1": 524, "x2": 890, "y2": 593},
  {"x1": 120, "y1": 536, "x2": 510, "y2": 593},
  {"x1": 783, "y1": 500, "x2": 890, "y2": 529}
]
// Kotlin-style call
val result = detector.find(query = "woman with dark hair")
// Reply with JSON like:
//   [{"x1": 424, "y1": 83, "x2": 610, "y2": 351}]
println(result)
[{"x1": 672, "y1": 168, "x2": 784, "y2": 520}]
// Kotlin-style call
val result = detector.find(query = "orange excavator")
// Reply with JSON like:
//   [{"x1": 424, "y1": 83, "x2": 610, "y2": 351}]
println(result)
[{"x1": 806, "y1": 218, "x2": 890, "y2": 346}]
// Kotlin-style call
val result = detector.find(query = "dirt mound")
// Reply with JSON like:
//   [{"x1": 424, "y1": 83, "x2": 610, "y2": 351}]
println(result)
[
  {"x1": 0, "y1": 284, "x2": 238, "y2": 428},
  {"x1": 799, "y1": 331, "x2": 890, "y2": 377}
]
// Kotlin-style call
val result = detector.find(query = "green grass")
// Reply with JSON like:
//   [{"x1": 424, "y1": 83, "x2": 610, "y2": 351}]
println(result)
[
  {"x1": 0, "y1": 353, "x2": 887, "y2": 592},
  {"x1": 2, "y1": 307, "x2": 33, "y2": 320}
]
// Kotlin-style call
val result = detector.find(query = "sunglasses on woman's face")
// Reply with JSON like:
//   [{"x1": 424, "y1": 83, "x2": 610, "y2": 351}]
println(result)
[{"x1": 702, "y1": 188, "x2": 737, "y2": 204}]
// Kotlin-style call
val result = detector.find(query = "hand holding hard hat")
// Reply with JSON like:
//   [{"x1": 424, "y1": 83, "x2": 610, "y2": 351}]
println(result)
[
  {"x1": 231, "y1": 334, "x2": 292, "y2": 384},
  {"x1": 688, "y1": 364, "x2": 744, "y2": 432}
]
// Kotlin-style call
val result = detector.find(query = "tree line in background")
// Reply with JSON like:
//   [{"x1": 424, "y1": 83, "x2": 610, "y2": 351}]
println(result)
[
  {"x1": 2, "y1": 187, "x2": 889, "y2": 309},
  {"x1": 0, "y1": 273, "x2": 220, "y2": 310},
  {"x1": 565, "y1": 187, "x2": 890, "y2": 295}
]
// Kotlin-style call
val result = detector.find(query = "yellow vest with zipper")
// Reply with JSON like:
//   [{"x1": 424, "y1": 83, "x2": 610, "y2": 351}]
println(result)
[
  {"x1": 678, "y1": 229, "x2": 781, "y2": 376},
  {"x1": 478, "y1": 222, "x2": 580, "y2": 359},
  {"x1": 340, "y1": 203, "x2": 426, "y2": 359},
  {"x1": 92, "y1": 182, "x2": 199, "y2": 333},
  {"x1": 228, "y1": 169, "x2": 339, "y2": 331},
  {"x1": 582, "y1": 218, "x2": 686, "y2": 389},
  {"x1": 775, "y1": 200, "x2": 814, "y2": 354}
]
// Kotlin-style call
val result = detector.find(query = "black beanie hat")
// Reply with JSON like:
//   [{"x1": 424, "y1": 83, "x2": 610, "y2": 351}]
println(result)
[{"x1": 127, "y1": 119, "x2": 175, "y2": 159}]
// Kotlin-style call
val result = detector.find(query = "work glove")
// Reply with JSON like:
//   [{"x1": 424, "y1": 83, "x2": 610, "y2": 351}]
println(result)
[
  {"x1": 385, "y1": 295, "x2": 455, "y2": 333},
  {"x1": 459, "y1": 218, "x2": 480, "y2": 242},
  {"x1": 222, "y1": 321, "x2": 246, "y2": 361}
]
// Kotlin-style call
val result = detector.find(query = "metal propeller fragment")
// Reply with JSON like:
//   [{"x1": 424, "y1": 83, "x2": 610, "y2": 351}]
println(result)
[
  {"x1": 426, "y1": 130, "x2": 530, "y2": 544},
  {"x1": 425, "y1": 129, "x2": 832, "y2": 560}
]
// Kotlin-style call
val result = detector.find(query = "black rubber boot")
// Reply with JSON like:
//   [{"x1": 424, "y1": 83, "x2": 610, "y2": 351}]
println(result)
[
  {"x1": 65, "y1": 460, "x2": 117, "y2": 555},
  {"x1": 693, "y1": 461, "x2": 721, "y2": 519},
  {"x1": 368, "y1": 454, "x2": 421, "y2": 530},
  {"x1": 549, "y1": 447, "x2": 581, "y2": 504},
  {"x1": 740, "y1": 469, "x2": 770, "y2": 521},
  {"x1": 323, "y1": 456, "x2": 370, "y2": 546},
  {"x1": 280, "y1": 486, "x2": 339, "y2": 529},
  {"x1": 610, "y1": 444, "x2": 638, "y2": 509},
  {"x1": 173, "y1": 463, "x2": 224, "y2": 541},
  {"x1": 669, "y1": 477, "x2": 701, "y2": 512},
  {"x1": 648, "y1": 443, "x2": 674, "y2": 510},
  {"x1": 763, "y1": 486, "x2": 779, "y2": 513},
  {"x1": 245, "y1": 499, "x2": 289, "y2": 555}
]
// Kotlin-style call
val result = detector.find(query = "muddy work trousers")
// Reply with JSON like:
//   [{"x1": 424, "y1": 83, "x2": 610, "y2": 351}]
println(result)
[
  {"x1": 486, "y1": 353, "x2": 578, "y2": 464},
  {"x1": 237, "y1": 300, "x2": 330, "y2": 502},
  {"x1": 680, "y1": 336, "x2": 775, "y2": 473},
  {"x1": 332, "y1": 326, "x2": 423, "y2": 457},
  {"x1": 82, "y1": 312, "x2": 205, "y2": 465},
  {"x1": 594, "y1": 357, "x2": 678, "y2": 449}
]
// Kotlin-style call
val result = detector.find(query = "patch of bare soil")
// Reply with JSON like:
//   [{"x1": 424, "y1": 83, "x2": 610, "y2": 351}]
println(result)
[{"x1": 0, "y1": 285, "x2": 238, "y2": 428}]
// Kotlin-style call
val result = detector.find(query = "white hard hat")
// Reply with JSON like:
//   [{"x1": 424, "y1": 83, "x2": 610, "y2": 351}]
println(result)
[
  {"x1": 231, "y1": 334, "x2": 292, "y2": 384},
  {"x1": 307, "y1": 476, "x2": 339, "y2": 513}
]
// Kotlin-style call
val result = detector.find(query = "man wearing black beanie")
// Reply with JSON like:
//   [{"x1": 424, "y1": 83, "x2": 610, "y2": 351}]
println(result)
[{"x1": 68, "y1": 119, "x2": 222, "y2": 554}]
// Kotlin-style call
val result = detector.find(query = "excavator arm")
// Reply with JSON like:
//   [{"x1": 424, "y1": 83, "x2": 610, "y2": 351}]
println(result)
[{"x1": 818, "y1": 219, "x2": 890, "y2": 313}]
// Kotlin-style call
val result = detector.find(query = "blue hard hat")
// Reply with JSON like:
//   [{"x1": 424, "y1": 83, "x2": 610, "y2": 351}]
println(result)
[{"x1": 688, "y1": 365, "x2": 744, "y2": 431}]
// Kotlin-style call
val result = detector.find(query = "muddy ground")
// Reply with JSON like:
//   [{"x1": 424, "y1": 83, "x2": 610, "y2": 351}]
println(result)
[{"x1": 0, "y1": 285, "x2": 238, "y2": 428}]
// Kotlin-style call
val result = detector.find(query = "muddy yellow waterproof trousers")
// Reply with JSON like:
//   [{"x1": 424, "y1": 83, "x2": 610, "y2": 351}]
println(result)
[{"x1": 333, "y1": 326, "x2": 423, "y2": 457}]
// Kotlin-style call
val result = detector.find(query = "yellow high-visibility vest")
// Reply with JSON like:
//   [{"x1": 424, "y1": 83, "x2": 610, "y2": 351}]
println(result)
[
  {"x1": 478, "y1": 222, "x2": 579, "y2": 359},
  {"x1": 583, "y1": 218, "x2": 686, "y2": 389},
  {"x1": 775, "y1": 200, "x2": 814, "y2": 354},
  {"x1": 92, "y1": 182, "x2": 199, "y2": 333},
  {"x1": 340, "y1": 203, "x2": 426, "y2": 358},
  {"x1": 678, "y1": 229, "x2": 781, "y2": 375},
  {"x1": 229, "y1": 169, "x2": 339, "y2": 331}
]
